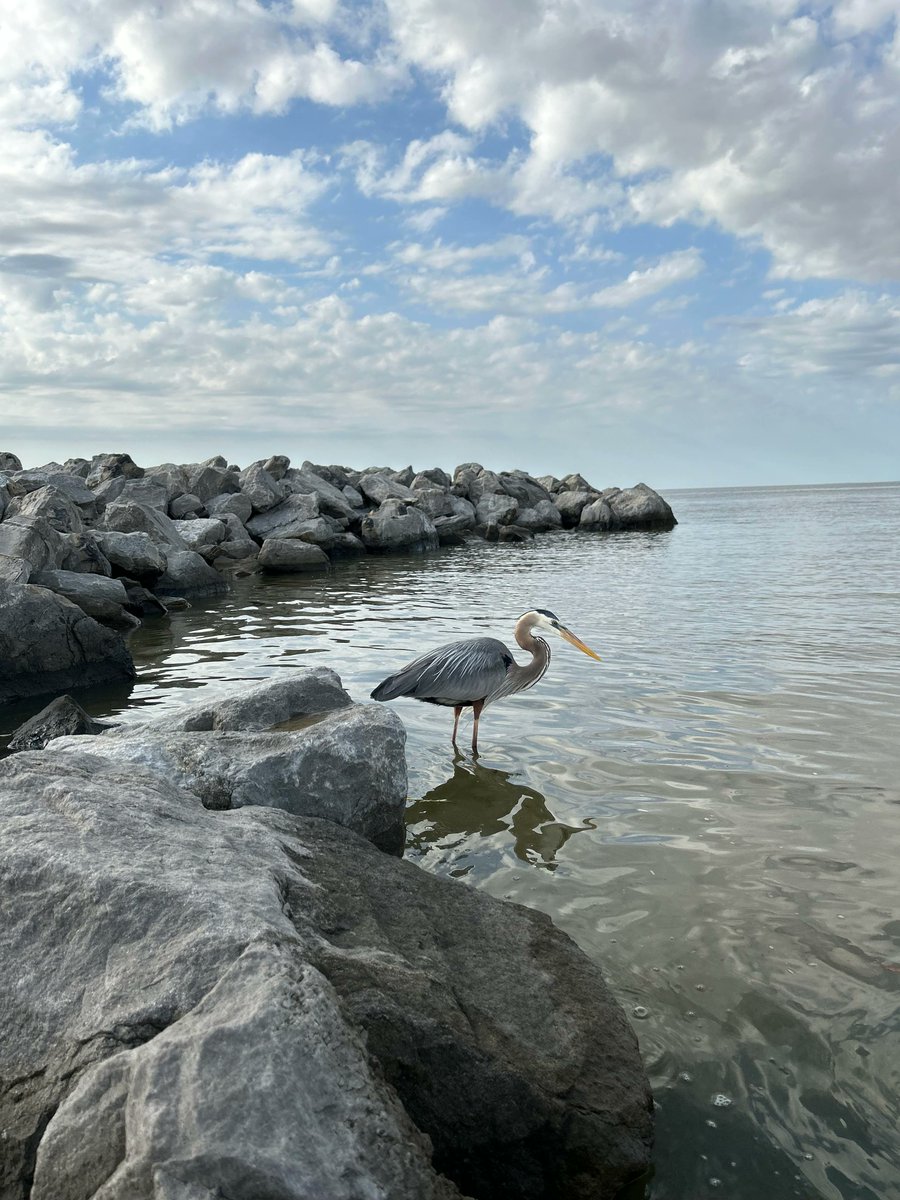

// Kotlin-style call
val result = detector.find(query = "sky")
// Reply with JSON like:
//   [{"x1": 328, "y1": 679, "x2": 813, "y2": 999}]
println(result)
[{"x1": 1, "y1": 0, "x2": 898, "y2": 488}]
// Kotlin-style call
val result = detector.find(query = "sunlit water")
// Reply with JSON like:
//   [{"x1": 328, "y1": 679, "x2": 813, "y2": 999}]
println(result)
[{"x1": 3, "y1": 482, "x2": 899, "y2": 1199}]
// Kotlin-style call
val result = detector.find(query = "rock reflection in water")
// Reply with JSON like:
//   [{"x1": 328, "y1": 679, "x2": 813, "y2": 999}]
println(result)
[{"x1": 406, "y1": 759, "x2": 593, "y2": 871}]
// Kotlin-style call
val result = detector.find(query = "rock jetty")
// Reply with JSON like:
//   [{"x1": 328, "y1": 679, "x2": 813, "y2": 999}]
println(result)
[
  {"x1": 0, "y1": 448, "x2": 675, "y2": 701},
  {"x1": 0, "y1": 671, "x2": 654, "y2": 1199}
]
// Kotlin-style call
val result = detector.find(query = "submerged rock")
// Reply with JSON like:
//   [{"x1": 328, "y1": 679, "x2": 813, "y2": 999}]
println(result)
[{"x1": 8, "y1": 694, "x2": 108, "y2": 752}]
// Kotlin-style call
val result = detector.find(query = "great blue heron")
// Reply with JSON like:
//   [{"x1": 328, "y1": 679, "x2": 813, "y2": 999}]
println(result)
[{"x1": 370, "y1": 608, "x2": 601, "y2": 754}]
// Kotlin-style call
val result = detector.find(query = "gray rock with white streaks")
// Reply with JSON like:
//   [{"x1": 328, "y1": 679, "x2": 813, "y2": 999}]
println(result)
[
  {"x1": 101, "y1": 501, "x2": 188, "y2": 551},
  {"x1": 558, "y1": 471, "x2": 598, "y2": 494},
  {"x1": 142, "y1": 462, "x2": 191, "y2": 502},
  {"x1": 358, "y1": 471, "x2": 417, "y2": 505},
  {"x1": 11, "y1": 471, "x2": 99, "y2": 517},
  {"x1": 467, "y1": 468, "x2": 506, "y2": 503},
  {"x1": 86, "y1": 452, "x2": 143, "y2": 488},
  {"x1": 0, "y1": 554, "x2": 29, "y2": 584},
  {"x1": 8, "y1": 694, "x2": 107, "y2": 753},
  {"x1": 173, "y1": 517, "x2": 227, "y2": 552},
  {"x1": 475, "y1": 492, "x2": 519, "y2": 528},
  {"x1": 34, "y1": 570, "x2": 131, "y2": 625},
  {"x1": 360, "y1": 500, "x2": 439, "y2": 553},
  {"x1": 258, "y1": 538, "x2": 330, "y2": 573},
  {"x1": 52, "y1": 705, "x2": 407, "y2": 853},
  {"x1": 498, "y1": 470, "x2": 553, "y2": 508},
  {"x1": 111, "y1": 478, "x2": 170, "y2": 511},
  {"x1": 186, "y1": 458, "x2": 241, "y2": 503},
  {"x1": 0, "y1": 517, "x2": 66, "y2": 581},
  {"x1": 283, "y1": 463, "x2": 356, "y2": 520},
  {"x1": 240, "y1": 461, "x2": 286, "y2": 513},
  {"x1": 0, "y1": 582, "x2": 135, "y2": 703},
  {"x1": 154, "y1": 550, "x2": 227, "y2": 596},
  {"x1": 412, "y1": 467, "x2": 452, "y2": 490},
  {"x1": 245, "y1": 494, "x2": 320, "y2": 541},
  {"x1": 6, "y1": 486, "x2": 84, "y2": 534},
  {"x1": 168, "y1": 493, "x2": 205, "y2": 520},
  {"x1": 93, "y1": 531, "x2": 166, "y2": 582},
  {"x1": 206, "y1": 490, "x2": 253, "y2": 524},
  {"x1": 410, "y1": 486, "x2": 454, "y2": 520},
  {"x1": 58, "y1": 532, "x2": 113, "y2": 576}
]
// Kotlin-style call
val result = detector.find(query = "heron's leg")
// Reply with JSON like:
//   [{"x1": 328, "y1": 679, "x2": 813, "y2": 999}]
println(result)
[
  {"x1": 451, "y1": 706, "x2": 462, "y2": 746},
  {"x1": 471, "y1": 700, "x2": 485, "y2": 756}
]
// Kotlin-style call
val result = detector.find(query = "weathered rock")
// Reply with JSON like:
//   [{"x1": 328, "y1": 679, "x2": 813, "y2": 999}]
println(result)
[
  {"x1": 517, "y1": 500, "x2": 563, "y2": 531},
  {"x1": 206, "y1": 490, "x2": 254, "y2": 524},
  {"x1": 537, "y1": 474, "x2": 562, "y2": 494},
  {"x1": 93, "y1": 531, "x2": 166, "y2": 582},
  {"x1": 328, "y1": 532, "x2": 366, "y2": 557},
  {"x1": 8, "y1": 695, "x2": 107, "y2": 753},
  {"x1": 263, "y1": 454, "x2": 291, "y2": 481},
  {"x1": 121, "y1": 580, "x2": 169, "y2": 618},
  {"x1": 433, "y1": 514, "x2": 473, "y2": 545},
  {"x1": 392, "y1": 464, "x2": 415, "y2": 487},
  {"x1": 0, "y1": 517, "x2": 66, "y2": 581},
  {"x1": 240, "y1": 461, "x2": 286, "y2": 513},
  {"x1": 0, "y1": 554, "x2": 29, "y2": 583},
  {"x1": 410, "y1": 486, "x2": 454, "y2": 519},
  {"x1": 186, "y1": 458, "x2": 241, "y2": 503},
  {"x1": 358, "y1": 471, "x2": 417, "y2": 505},
  {"x1": 499, "y1": 470, "x2": 553, "y2": 508},
  {"x1": 451, "y1": 462, "x2": 484, "y2": 496},
  {"x1": 553, "y1": 490, "x2": 598, "y2": 528},
  {"x1": 6, "y1": 485, "x2": 84, "y2": 534},
  {"x1": 0, "y1": 582, "x2": 135, "y2": 703},
  {"x1": 283, "y1": 463, "x2": 356, "y2": 520},
  {"x1": 558, "y1": 471, "x2": 598, "y2": 494},
  {"x1": 258, "y1": 538, "x2": 330, "y2": 573},
  {"x1": 468, "y1": 468, "x2": 506, "y2": 503},
  {"x1": 112, "y1": 478, "x2": 170, "y2": 511},
  {"x1": 0, "y1": 733, "x2": 652, "y2": 1200},
  {"x1": 34, "y1": 570, "x2": 132, "y2": 627},
  {"x1": 342, "y1": 483, "x2": 364, "y2": 507},
  {"x1": 412, "y1": 467, "x2": 452, "y2": 490},
  {"x1": 498, "y1": 524, "x2": 534, "y2": 543},
  {"x1": 0, "y1": 450, "x2": 23, "y2": 471},
  {"x1": 143, "y1": 462, "x2": 191, "y2": 502},
  {"x1": 107, "y1": 669, "x2": 352, "y2": 734},
  {"x1": 608, "y1": 483, "x2": 678, "y2": 529},
  {"x1": 245, "y1": 494, "x2": 320, "y2": 541},
  {"x1": 60, "y1": 457, "x2": 90, "y2": 479},
  {"x1": 101, "y1": 501, "x2": 188, "y2": 551},
  {"x1": 155, "y1": 550, "x2": 227, "y2": 596},
  {"x1": 0, "y1": 479, "x2": 8, "y2": 520},
  {"x1": 58, "y1": 532, "x2": 113, "y2": 576},
  {"x1": 579, "y1": 498, "x2": 620, "y2": 531},
  {"x1": 475, "y1": 493, "x2": 519, "y2": 528},
  {"x1": 168, "y1": 493, "x2": 205, "y2": 520},
  {"x1": 85, "y1": 452, "x2": 143, "y2": 488},
  {"x1": 210, "y1": 512, "x2": 258, "y2": 559},
  {"x1": 11, "y1": 471, "x2": 100, "y2": 517},
  {"x1": 360, "y1": 500, "x2": 440, "y2": 553},
  {"x1": 173, "y1": 517, "x2": 227, "y2": 552},
  {"x1": 54, "y1": 706, "x2": 406, "y2": 852}
]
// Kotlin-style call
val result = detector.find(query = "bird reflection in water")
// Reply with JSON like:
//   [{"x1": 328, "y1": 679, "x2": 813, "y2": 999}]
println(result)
[{"x1": 406, "y1": 759, "x2": 593, "y2": 871}]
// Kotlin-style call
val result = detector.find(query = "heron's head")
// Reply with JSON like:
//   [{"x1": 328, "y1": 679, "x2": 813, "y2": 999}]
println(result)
[{"x1": 522, "y1": 609, "x2": 602, "y2": 661}]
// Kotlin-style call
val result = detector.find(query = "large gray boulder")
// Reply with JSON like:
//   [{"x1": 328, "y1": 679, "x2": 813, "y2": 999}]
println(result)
[
  {"x1": 517, "y1": 500, "x2": 564, "y2": 531},
  {"x1": 283, "y1": 463, "x2": 357, "y2": 520},
  {"x1": 410, "y1": 485, "x2": 454, "y2": 520},
  {"x1": 101, "y1": 501, "x2": 188, "y2": 551},
  {"x1": 51, "y1": 705, "x2": 407, "y2": 853},
  {"x1": 358, "y1": 471, "x2": 417, "y2": 506},
  {"x1": 360, "y1": 500, "x2": 439, "y2": 553},
  {"x1": 239, "y1": 461, "x2": 286, "y2": 513},
  {"x1": 34, "y1": 570, "x2": 136, "y2": 628},
  {"x1": 0, "y1": 450, "x2": 23, "y2": 471},
  {"x1": 245, "y1": 494, "x2": 320, "y2": 541},
  {"x1": 143, "y1": 462, "x2": 191, "y2": 503},
  {"x1": 475, "y1": 492, "x2": 519, "y2": 528},
  {"x1": 499, "y1": 470, "x2": 554, "y2": 508},
  {"x1": 579, "y1": 497, "x2": 621, "y2": 531},
  {"x1": 0, "y1": 554, "x2": 30, "y2": 584},
  {"x1": 173, "y1": 517, "x2": 228, "y2": 553},
  {"x1": 0, "y1": 735, "x2": 652, "y2": 1200},
  {"x1": 0, "y1": 582, "x2": 135, "y2": 703},
  {"x1": 186, "y1": 457, "x2": 241, "y2": 503},
  {"x1": 608, "y1": 483, "x2": 678, "y2": 529},
  {"x1": 10, "y1": 471, "x2": 100, "y2": 518},
  {"x1": 93, "y1": 531, "x2": 166, "y2": 582},
  {"x1": 206, "y1": 490, "x2": 253, "y2": 524},
  {"x1": 258, "y1": 538, "x2": 330, "y2": 573},
  {"x1": 85, "y1": 452, "x2": 143, "y2": 488},
  {"x1": 467, "y1": 468, "x2": 506, "y2": 503},
  {"x1": 553, "y1": 490, "x2": 598, "y2": 528},
  {"x1": 58, "y1": 532, "x2": 113, "y2": 576},
  {"x1": 6, "y1": 485, "x2": 84, "y2": 533},
  {"x1": 0, "y1": 516, "x2": 66, "y2": 581},
  {"x1": 155, "y1": 550, "x2": 227, "y2": 596},
  {"x1": 111, "y1": 478, "x2": 170, "y2": 512}
]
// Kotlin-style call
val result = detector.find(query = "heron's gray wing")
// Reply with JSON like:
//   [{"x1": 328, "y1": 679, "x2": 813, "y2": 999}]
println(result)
[{"x1": 371, "y1": 637, "x2": 514, "y2": 705}]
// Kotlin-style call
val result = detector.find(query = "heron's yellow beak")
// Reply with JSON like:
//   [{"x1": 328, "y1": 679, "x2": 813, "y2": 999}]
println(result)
[{"x1": 559, "y1": 626, "x2": 602, "y2": 661}]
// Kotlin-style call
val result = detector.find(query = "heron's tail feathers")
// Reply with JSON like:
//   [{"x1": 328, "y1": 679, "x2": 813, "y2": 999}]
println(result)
[{"x1": 370, "y1": 672, "x2": 406, "y2": 701}]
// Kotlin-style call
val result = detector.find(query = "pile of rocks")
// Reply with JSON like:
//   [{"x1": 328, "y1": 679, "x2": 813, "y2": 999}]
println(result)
[
  {"x1": 0, "y1": 449, "x2": 675, "y2": 701},
  {"x1": 0, "y1": 672, "x2": 654, "y2": 1199}
]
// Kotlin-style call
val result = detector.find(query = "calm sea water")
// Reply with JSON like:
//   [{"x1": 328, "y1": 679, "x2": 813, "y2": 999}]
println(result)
[{"x1": 3, "y1": 482, "x2": 899, "y2": 1199}]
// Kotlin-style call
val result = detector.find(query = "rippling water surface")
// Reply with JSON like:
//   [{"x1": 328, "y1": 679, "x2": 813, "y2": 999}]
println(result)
[{"x1": 4, "y1": 482, "x2": 900, "y2": 1199}]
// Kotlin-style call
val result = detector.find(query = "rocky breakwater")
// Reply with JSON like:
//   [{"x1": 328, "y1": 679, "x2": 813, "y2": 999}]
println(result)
[
  {"x1": 0, "y1": 449, "x2": 675, "y2": 701},
  {"x1": 0, "y1": 670, "x2": 653, "y2": 1199}
]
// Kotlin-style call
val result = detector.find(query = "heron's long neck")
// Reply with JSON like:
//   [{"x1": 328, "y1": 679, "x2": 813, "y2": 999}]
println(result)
[{"x1": 512, "y1": 618, "x2": 551, "y2": 690}]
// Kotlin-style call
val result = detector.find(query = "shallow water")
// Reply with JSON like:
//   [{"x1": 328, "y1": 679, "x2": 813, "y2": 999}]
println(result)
[{"x1": 3, "y1": 482, "x2": 900, "y2": 1199}]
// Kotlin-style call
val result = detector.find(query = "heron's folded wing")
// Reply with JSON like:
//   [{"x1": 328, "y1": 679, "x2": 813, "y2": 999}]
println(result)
[{"x1": 372, "y1": 637, "x2": 513, "y2": 704}]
